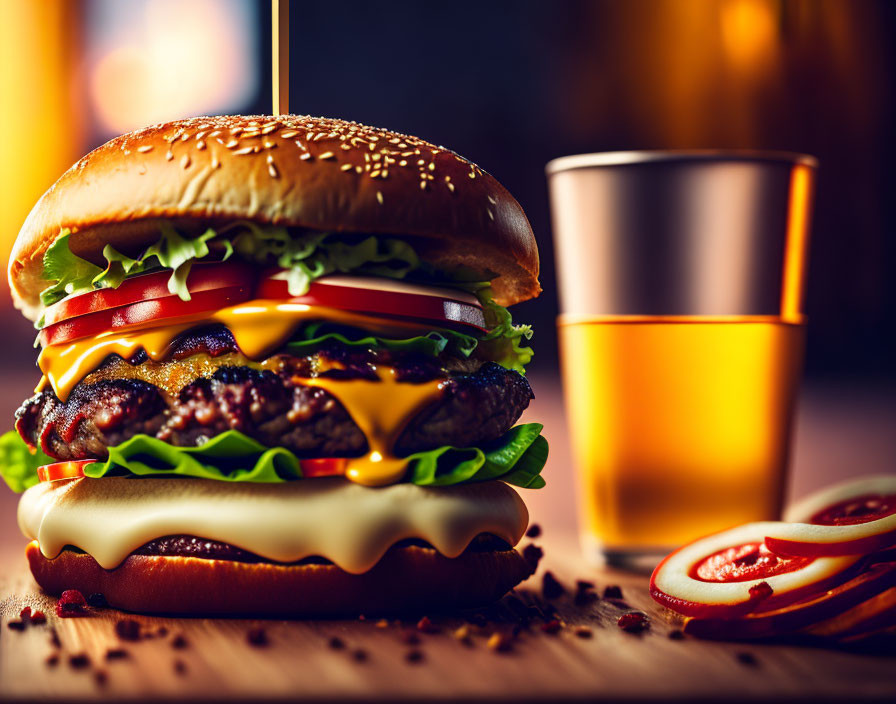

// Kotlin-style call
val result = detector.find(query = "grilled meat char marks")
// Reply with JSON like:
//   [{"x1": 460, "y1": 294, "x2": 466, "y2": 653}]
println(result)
[{"x1": 17, "y1": 328, "x2": 533, "y2": 461}]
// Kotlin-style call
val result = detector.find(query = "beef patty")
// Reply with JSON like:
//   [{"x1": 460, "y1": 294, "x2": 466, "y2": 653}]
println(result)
[{"x1": 17, "y1": 327, "x2": 533, "y2": 461}]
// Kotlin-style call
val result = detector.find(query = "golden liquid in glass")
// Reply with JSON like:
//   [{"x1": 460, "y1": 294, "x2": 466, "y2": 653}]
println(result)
[{"x1": 558, "y1": 316, "x2": 805, "y2": 553}]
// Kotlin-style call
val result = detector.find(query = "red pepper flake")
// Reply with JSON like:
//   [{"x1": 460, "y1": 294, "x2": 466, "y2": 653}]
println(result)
[
  {"x1": 173, "y1": 659, "x2": 188, "y2": 676},
  {"x1": 574, "y1": 625, "x2": 593, "y2": 639},
  {"x1": 522, "y1": 544, "x2": 543, "y2": 571},
  {"x1": 171, "y1": 633, "x2": 189, "y2": 650},
  {"x1": 105, "y1": 648, "x2": 130, "y2": 661},
  {"x1": 416, "y1": 616, "x2": 440, "y2": 634},
  {"x1": 749, "y1": 581, "x2": 773, "y2": 601},
  {"x1": 56, "y1": 590, "x2": 88, "y2": 618},
  {"x1": 351, "y1": 649, "x2": 368, "y2": 663},
  {"x1": 542, "y1": 571, "x2": 566, "y2": 600},
  {"x1": 6, "y1": 620, "x2": 25, "y2": 631},
  {"x1": 87, "y1": 593, "x2": 108, "y2": 608},
  {"x1": 94, "y1": 670, "x2": 108, "y2": 688},
  {"x1": 247, "y1": 628, "x2": 268, "y2": 647},
  {"x1": 115, "y1": 619, "x2": 141, "y2": 642},
  {"x1": 328, "y1": 636, "x2": 345, "y2": 650},
  {"x1": 19, "y1": 606, "x2": 32, "y2": 621},
  {"x1": 30, "y1": 610, "x2": 47, "y2": 625},
  {"x1": 45, "y1": 653, "x2": 60, "y2": 668},
  {"x1": 617, "y1": 612, "x2": 649, "y2": 633},
  {"x1": 540, "y1": 619, "x2": 562, "y2": 634},
  {"x1": 603, "y1": 585, "x2": 623, "y2": 599},
  {"x1": 68, "y1": 653, "x2": 91, "y2": 669},
  {"x1": 405, "y1": 649, "x2": 424, "y2": 664},
  {"x1": 526, "y1": 523, "x2": 542, "y2": 538},
  {"x1": 486, "y1": 632, "x2": 513, "y2": 653}
]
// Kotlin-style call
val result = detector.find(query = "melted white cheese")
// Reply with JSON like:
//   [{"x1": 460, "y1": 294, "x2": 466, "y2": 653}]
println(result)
[{"x1": 18, "y1": 477, "x2": 528, "y2": 574}]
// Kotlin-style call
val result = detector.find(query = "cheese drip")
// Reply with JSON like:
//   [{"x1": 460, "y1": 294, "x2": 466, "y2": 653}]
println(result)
[
  {"x1": 37, "y1": 300, "x2": 448, "y2": 486},
  {"x1": 18, "y1": 477, "x2": 529, "y2": 573}
]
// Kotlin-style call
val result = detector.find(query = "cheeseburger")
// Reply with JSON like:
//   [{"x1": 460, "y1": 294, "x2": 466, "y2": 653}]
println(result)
[{"x1": 1, "y1": 115, "x2": 546, "y2": 615}]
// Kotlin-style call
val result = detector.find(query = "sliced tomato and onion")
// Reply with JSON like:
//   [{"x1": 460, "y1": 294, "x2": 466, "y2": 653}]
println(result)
[
  {"x1": 36, "y1": 457, "x2": 347, "y2": 483},
  {"x1": 649, "y1": 522, "x2": 862, "y2": 620},
  {"x1": 39, "y1": 265, "x2": 487, "y2": 347},
  {"x1": 763, "y1": 476, "x2": 896, "y2": 558}
]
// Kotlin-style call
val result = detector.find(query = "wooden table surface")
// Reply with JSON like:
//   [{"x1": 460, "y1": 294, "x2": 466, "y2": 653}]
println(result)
[{"x1": 1, "y1": 375, "x2": 895, "y2": 701}]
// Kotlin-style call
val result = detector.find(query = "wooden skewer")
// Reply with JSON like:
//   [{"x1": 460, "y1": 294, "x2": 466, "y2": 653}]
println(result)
[{"x1": 272, "y1": 0, "x2": 290, "y2": 115}]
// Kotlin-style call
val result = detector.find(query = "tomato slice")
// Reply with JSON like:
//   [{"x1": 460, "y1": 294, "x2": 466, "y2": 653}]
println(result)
[
  {"x1": 39, "y1": 286, "x2": 252, "y2": 347},
  {"x1": 37, "y1": 460, "x2": 95, "y2": 482},
  {"x1": 258, "y1": 272, "x2": 488, "y2": 332},
  {"x1": 300, "y1": 458, "x2": 347, "y2": 478},
  {"x1": 43, "y1": 262, "x2": 254, "y2": 327}
]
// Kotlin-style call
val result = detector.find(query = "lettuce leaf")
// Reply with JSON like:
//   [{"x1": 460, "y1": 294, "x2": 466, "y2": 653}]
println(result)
[
  {"x1": 39, "y1": 231, "x2": 104, "y2": 306},
  {"x1": 471, "y1": 286, "x2": 534, "y2": 373},
  {"x1": 0, "y1": 425, "x2": 546, "y2": 492},
  {"x1": 286, "y1": 322, "x2": 479, "y2": 358},
  {"x1": 0, "y1": 431, "x2": 54, "y2": 493}
]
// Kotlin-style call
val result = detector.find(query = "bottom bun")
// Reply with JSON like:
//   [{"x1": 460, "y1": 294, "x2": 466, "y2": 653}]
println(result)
[{"x1": 25, "y1": 541, "x2": 534, "y2": 617}]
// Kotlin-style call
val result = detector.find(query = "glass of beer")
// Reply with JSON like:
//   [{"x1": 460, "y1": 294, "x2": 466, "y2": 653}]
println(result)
[{"x1": 546, "y1": 151, "x2": 817, "y2": 569}]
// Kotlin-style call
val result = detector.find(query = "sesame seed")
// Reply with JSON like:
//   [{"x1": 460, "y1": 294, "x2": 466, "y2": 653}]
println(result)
[
  {"x1": 211, "y1": 153, "x2": 220, "y2": 168},
  {"x1": 487, "y1": 195, "x2": 497, "y2": 205},
  {"x1": 180, "y1": 154, "x2": 191, "y2": 168},
  {"x1": 376, "y1": 191, "x2": 384, "y2": 204},
  {"x1": 300, "y1": 152, "x2": 312, "y2": 160},
  {"x1": 196, "y1": 140, "x2": 206, "y2": 150},
  {"x1": 371, "y1": 153, "x2": 381, "y2": 161},
  {"x1": 417, "y1": 159, "x2": 425, "y2": 166},
  {"x1": 263, "y1": 140, "x2": 276, "y2": 149},
  {"x1": 268, "y1": 161, "x2": 279, "y2": 178},
  {"x1": 399, "y1": 160, "x2": 407, "y2": 166},
  {"x1": 225, "y1": 140, "x2": 239, "y2": 148},
  {"x1": 340, "y1": 163, "x2": 353, "y2": 171},
  {"x1": 355, "y1": 166, "x2": 363, "y2": 173},
  {"x1": 420, "y1": 181, "x2": 428, "y2": 190},
  {"x1": 137, "y1": 145, "x2": 153, "y2": 153},
  {"x1": 180, "y1": 133, "x2": 189, "y2": 142},
  {"x1": 428, "y1": 162, "x2": 435, "y2": 171},
  {"x1": 138, "y1": 164, "x2": 147, "y2": 174},
  {"x1": 280, "y1": 130, "x2": 299, "y2": 139},
  {"x1": 319, "y1": 151, "x2": 335, "y2": 160},
  {"x1": 165, "y1": 149, "x2": 174, "y2": 161},
  {"x1": 241, "y1": 130, "x2": 260, "y2": 139},
  {"x1": 469, "y1": 172, "x2": 476, "y2": 179},
  {"x1": 487, "y1": 209, "x2": 495, "y2": 220},
  {"x1": 294, "y1": 140, "x2": 306, "y2": 150},
  {"x1": 261, "y1": 124, "x2": 278, "y2": 135},
  {"x1": 195, "y1": 131, "x2": 207, "y2": 140},
  {"x1": 232, "y1": 146, "x2": 254, "y2": 156},
  {"x1": 370, "y1": 169, "x2": 381, "y2": 178},
  {"x1": 447, "y1": 182, "x2": 455, "y2": 192},
  {"x1": 340, "y1": 143, "x2": 351, "y2": 150}
]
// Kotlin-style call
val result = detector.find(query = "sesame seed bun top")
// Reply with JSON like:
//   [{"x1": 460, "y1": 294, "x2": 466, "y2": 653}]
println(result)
[{"x1": 9, "y1": 115, "x2": 540, "y2": 321}]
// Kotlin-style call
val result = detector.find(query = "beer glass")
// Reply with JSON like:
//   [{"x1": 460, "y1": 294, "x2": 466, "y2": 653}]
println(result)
[{"x1": 546, "y1": 151, "x2": 817, "y2": 568}]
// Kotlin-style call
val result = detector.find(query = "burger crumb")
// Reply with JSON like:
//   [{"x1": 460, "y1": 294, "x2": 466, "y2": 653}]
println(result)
[
  {"x1": 351, "y1": 648, "x2": 368, "y2": 663},
  {"x1": 487, "y1": 632, "x2": 513, "y2": 652},
  {"x1": 173, "y1": 659, "x2": 188, "y2": 676},
  {"x1": 45, "y1": 653, "x2": 60, "y2": 668},
  {"x1": 375, "y1": 619, "x2": 389, "y2": 629},
  {"x1": 115, "y1": 619, "x2": 141, "y2": 642},
  {"x1": 328, "y1": 636, "x2": 346, "y2": 650},
  {"x1": 94, "y1": 670, "x2": 108, "y2": 688},
  {"x1": 574, "y1": 581, "x2": 598, "y2": 606},
  {"x1": 68, "y1": 653, "x2": 91, "y2": 669},
  {"x1": 542, "y1": 571, "x2": 565, "y2": 600},
  {"x1": 30, "y1": 610, "x2": 47, "y2": 625},
  {"x1": 736, "y1": 652, "x2": 759, "y2": 667},
  {"x1": 749, "y1": 582, "x2": 773, "y2": 601},
  {"x1": 540, "y1": 619, "x2": 562, "y2": 634},
  {"x1": 7, "y1": 620, "x2": 25, "y2": 632},
  {"x1": 522, "y1": 544, "x2": 544, "y2": 571},
  {"x1": 400, "y1": 630, "x2": 421, "y2": 645},
  {"x1": 574, "y1": 626, "x2": 593, "y2": 639},
  {"x1": 416, "y1": 616, "x2": 439, "y2": 634},
  {"x1": 668, "y1": 629, "x2": 685, "y2": 641},
  {"x1": 453, "y1": 624, "x2": 471, "y2": 641},
  {"x1": 105, "y1": 648, "x2": 130, "y2": 661},
  {"x1": 247, "y1": 628, "x2": 268, "y2": 647},
  {"x1": 56, "y1": 590, "x2": 88, "y2": 618},
  {"x1": 49, "y1": 629, "x2": 62, "y2": 649},
  {"x1": 526, "y1": 524, "x2": 542, "y2": 538},
  {"x1": 87, "y1": 593, "x2": 108, "y2": 609},
  {"x1": 617, "y1": 612, "x2": 649, "y2": 633},
  {"x1": 602, "y1": 585, "x2": 623, "y2": 600},
  {"x1": 171, "y1": 634, "x2": 189, "y2": 650},
  {"x1": 19, "y1": 606, "x2": 32, "y2": 621},
  {"x1": 156, "y1": 627, "x2": 169, "y2": 638},
  {"x1": 405, "y1": 649, "x2": 425, "y2": 664}
]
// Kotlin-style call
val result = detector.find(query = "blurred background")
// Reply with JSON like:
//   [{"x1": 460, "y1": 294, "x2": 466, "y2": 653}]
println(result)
[{"x1": 0, "y1": 0, "x2": 893, "y2": 555}]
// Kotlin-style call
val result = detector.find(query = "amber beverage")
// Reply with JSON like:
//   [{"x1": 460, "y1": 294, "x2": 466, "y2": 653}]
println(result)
[
  {"x1": 559, "y1": 316, "x2": 805, "y2": 555},
  {"x1": 547, "y1": 151, "x2": 817, "y2": 566}
]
